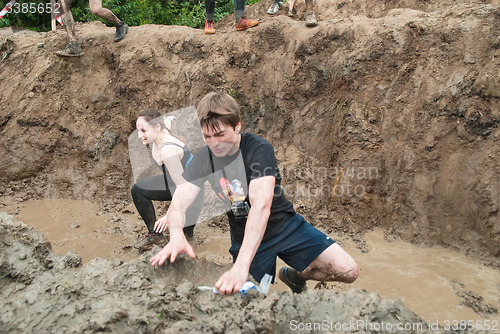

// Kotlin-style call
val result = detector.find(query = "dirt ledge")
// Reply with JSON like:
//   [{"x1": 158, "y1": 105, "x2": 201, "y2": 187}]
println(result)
[{"x1": 2, "y1": 211, "x2": 482, "y2": 334}]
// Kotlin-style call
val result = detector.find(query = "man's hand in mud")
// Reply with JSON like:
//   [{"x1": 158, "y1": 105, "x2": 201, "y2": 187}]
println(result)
[
  {"x1": 154, "y1": 216, "x2": 168, "y2": 233},
  {"x1": 214, "y1": 264, "x2": 248, "y2": 295},
  {"x1": 149, "y1": 236, "x2": 196, "y2": 266}
]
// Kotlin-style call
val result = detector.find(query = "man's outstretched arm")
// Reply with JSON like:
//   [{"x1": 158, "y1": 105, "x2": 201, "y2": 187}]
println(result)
[
  {"x1": 149, "y1": 181, "x2": 201, "y2": 266},
  {"x1": 215, "y1": 175, "x2": 275, "y2": 295}
]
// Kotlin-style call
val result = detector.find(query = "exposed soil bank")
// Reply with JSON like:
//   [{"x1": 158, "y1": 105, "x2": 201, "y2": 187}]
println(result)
[
  {"x1": 2, "y1": 0, "x2": 500, "y2": 331},
  {"x1": 1, "y1": 0, "x2": 500, "y2": 268},
  {"x1": 0, "y1": 212, "x2": 485, "y2": 334}
]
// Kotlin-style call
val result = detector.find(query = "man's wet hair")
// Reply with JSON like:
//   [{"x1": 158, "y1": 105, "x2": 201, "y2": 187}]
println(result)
[{"x1": 197, "y1": 92, "x2": 241, "y2": 131}]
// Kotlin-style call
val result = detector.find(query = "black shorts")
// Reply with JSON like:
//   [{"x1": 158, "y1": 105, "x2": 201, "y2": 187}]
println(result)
[{"x1": 229, "y1": 214, "x2": 335, "y2": 283}]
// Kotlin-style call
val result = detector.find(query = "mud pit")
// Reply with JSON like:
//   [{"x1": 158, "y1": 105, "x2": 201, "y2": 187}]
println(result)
[
  {"x1": 3, "y1": 199, "x2": 500, "y2": 329},
  {"x1": 0, "y1": 211, "x2": 492, "y2": 334},
  {"x1": 2, "y1": 0, "x2": 500, "y2": 331}
]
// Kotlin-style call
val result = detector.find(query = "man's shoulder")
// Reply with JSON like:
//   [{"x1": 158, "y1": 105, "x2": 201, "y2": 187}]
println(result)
[
  {"x1": 242, "y1": 132, "x2": 273, "y2": 150},
  {"x1": 241, "y1": 132, "x2": 277, "y2": 170},
  {"x1": 185, "y1": 145, "x2": 210, "y2": 169},
  {"x1": 192, "y1": 145, "x2": 210, "y2": 157}
]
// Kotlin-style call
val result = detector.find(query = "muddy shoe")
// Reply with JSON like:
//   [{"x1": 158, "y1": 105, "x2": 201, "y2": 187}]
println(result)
[
  {"x1": 236, "y1": 15, "x2": 259, "y2": 31},
  {"x1": 134, "y1": 233, "x2": 164, "y2": 251},
  {"x1": 55, "y1": 41, "x2": 83, "y2": 57},
  {"x1": 267, "y1": 0, "x2": 283, "y2": 15},
  {"x1": 278, "y1": 267, "x2": 307, "y2": 293},
  {"x1": 287, "y1": 7, "x2": 296, "y2": 17},
  {"x1": 204, "y1": 20, "x2": 215, "y2": 34},
  {"x1": 114, "y1": 21, "x2": 129, "y2": 42},
  {"x1": 305, "y1": 11, "x2": 318, "y2": 27}
]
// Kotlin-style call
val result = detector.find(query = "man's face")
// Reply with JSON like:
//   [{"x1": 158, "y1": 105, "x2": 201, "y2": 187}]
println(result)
[{"x1": 202, "y1": 121, "x2": 241, "y2": 157}]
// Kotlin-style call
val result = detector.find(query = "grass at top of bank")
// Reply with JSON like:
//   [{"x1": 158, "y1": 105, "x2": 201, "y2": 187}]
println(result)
[{"x1": 0, "y1": 0, "x2": 264, "y2": 32}]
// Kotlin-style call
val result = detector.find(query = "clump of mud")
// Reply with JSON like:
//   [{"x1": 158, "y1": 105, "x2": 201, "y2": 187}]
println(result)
[
  {"x1": 0, "y1": 212, "x2": 473, "y2": 333},
  {"x1": 452, "y1": 279, "x2": 499, "y2": 317}
]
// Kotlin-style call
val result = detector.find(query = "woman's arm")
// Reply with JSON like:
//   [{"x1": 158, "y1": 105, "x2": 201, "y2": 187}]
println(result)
[{"x1": 160, "y1": 144, "x2": 186, "y2": 187}]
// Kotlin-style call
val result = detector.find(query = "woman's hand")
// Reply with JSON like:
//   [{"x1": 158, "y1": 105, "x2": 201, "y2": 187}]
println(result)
[{"x1": 154, "y1": 215, "x2": 168, "y2": 233}]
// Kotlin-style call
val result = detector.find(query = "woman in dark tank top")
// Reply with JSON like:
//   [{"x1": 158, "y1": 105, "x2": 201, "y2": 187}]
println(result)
[{"x1": 131, "y1": 109, "x2": 203, "y2": 251}]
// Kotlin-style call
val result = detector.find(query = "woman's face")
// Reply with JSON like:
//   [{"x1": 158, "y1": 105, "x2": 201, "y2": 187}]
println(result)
[{"x1": 136, "y1": 117, "x2": 158, "y2": 145}]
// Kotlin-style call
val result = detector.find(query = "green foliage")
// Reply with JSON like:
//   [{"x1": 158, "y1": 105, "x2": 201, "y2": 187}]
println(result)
[
  {"x1": 227, "y1": 88, "x2": 238, "y2": 99},
  {"x1": 0, "y1": 17, "x2": 11, "y2": 29},
  {"x1": 1, "y1": 0, "x2": 263, "y2": 31},
  {"x1": 0, "y1": 0, "x2": 56, "y2": 32},
  {"x1": 213, "y1": 0, "x2": 263, "y2": 21}
]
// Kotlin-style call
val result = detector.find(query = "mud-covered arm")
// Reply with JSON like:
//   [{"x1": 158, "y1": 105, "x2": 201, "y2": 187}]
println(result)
[
  {"x1": 150, "y1": 181, "x2": 201, "y2": 266},
  {"x1": 215, "y1": 175, "x2": 275, "y2": 295}
]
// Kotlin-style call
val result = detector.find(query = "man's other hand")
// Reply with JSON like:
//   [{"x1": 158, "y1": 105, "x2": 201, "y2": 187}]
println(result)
[{"x1": 214, "y1": 264, "x2": 249, "y2": 295}]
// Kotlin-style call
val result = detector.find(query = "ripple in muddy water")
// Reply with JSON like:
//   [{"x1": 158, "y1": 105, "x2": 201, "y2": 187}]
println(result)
[{"x1": 6, "y1": 199, "x2": 500, "y2": 326}]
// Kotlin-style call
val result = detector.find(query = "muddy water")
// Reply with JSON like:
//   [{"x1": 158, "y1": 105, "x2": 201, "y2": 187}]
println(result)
[
  {"x1": 5, "y1": 199, "x2": 500, "y2": 325},
  {"x1": 9, "y1": 199, "x2": 140, "y2": 263},
  {"x1": 340, "y1": 231, "x2": 500, "y2": 323}
]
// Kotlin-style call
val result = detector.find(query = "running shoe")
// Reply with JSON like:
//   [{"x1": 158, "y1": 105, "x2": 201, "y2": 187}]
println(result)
[
  {"x1": 305, "y1": 11, "x2": 318, "y2": 27},
  {"x1": 55, "y1": 41, "x2": 83, "y2": 57},
  {"x1": 267, "y1": 0, "x2": 283, "y2": 15},
  {"x1": 183, "y1": 225, "x2": 195, "y2": 239},
  {"x1": 134, "y1": 233, "x2": 164, "y2": 251},
  {"x1": 114, "y1": 21, "x2": 129, "y2": 42},
  {"x1": 236, "y1": 15, "x2": 259, "y2": 31},
  {"x1": 278, "y1": 267, "x2": 308, "y2": 293},
  {"x1": 205, "y1": 20, "x2": 215, "y2": 34}
]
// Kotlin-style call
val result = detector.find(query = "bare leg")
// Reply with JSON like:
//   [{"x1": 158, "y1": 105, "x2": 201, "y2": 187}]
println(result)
[
  {"x1": 299, "y1": 243, "x2": 358, "y2": 283},
  {"x1": 89, "y1": 0, "x2": 121, "y2": 25},
  {"x1": 304, "y1": 0, "x2": 313, "y2": 11},
  {"x1": 289, "y1": 0, "x2": 296, "y2": 11},
  {"x1": 58, "y1": 0, "x2": 77, "y2": 41}
]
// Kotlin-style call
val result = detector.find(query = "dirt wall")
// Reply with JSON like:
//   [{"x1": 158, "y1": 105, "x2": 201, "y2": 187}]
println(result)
[{"x1": 1, "y1": 0, "x2": 500, "y2": 266}]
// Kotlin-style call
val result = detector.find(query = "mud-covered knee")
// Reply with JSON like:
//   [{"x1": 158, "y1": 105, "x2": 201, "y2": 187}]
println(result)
[
  {"x1": 343, "y1": 263, "x2": 359, "y2": 283},
  {"x1": 329, "y1": 261, "x2": 358, "y2": 284}
]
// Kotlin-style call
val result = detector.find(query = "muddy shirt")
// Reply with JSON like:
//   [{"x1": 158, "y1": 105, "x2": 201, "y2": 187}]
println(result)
[{"x1": 183, "y1": 132, "x2": 295, "y2": 243}]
